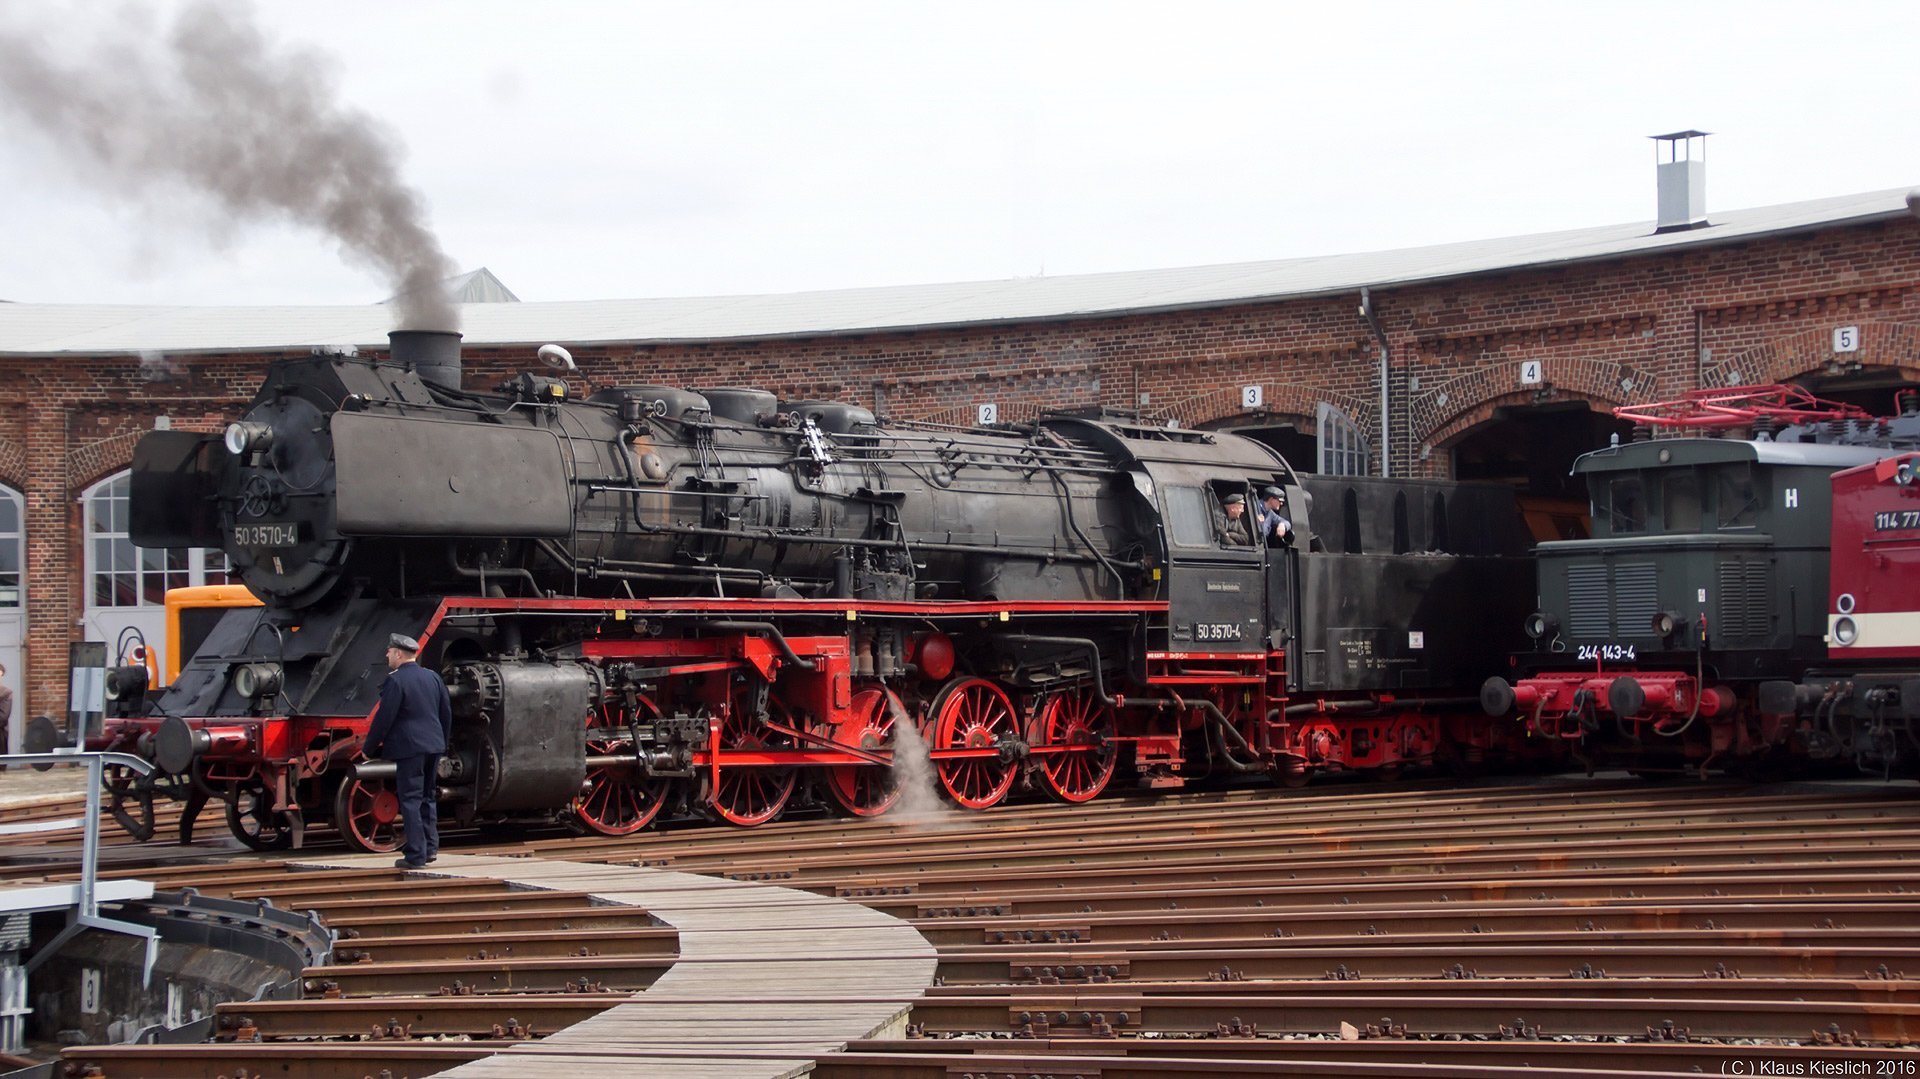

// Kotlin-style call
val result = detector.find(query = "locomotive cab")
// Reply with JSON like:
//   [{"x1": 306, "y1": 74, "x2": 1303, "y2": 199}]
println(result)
[{"x1": 1530, "y1": 440, "x2": 1870, "y2": 670}]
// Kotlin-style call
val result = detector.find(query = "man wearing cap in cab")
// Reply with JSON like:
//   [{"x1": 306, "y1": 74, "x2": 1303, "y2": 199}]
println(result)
[
  {"x1": 366, "y1": 633, "x2": 452, "y2": 869},
  {"x1": 1257, "y1": 486, "x2": 1293, "y2": 546},
  {"x1": 1216, "y1": 492, "x2": 1254, "y2": 546}
]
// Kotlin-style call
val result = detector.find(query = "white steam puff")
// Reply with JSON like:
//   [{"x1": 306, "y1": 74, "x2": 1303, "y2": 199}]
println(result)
[
  {"x1": 884, "y1": 694, "x2": 956, "y2": 827},
  {"x1": 0, "y1": 1, "x2": 456, "y2": 330}
]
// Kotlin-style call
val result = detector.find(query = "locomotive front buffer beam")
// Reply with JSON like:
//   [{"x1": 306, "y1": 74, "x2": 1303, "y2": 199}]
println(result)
[{"x1": 1483, "y1": 671, "x2": 1734, "y2": 739}]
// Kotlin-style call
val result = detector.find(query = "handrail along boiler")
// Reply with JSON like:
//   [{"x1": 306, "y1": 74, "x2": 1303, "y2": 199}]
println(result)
[{"x1": 93, "y1": 331, "x2": 1535, "y2": 851}]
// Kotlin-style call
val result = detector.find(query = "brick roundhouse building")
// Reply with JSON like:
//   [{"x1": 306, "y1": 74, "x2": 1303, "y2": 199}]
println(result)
[{"x1": 0, "y1": 179, "x2": 1916, "y2": 728}]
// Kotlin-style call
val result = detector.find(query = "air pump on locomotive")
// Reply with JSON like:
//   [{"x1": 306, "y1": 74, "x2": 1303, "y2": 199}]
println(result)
[{"x1": 72, "y1": 331, "x2": 1535, "y2": 852}]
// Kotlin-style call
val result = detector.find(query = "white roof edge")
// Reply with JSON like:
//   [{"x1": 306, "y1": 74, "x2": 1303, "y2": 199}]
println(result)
[
  {"x1": 1, "y1": 187, "x2": 1913, "y2": 356},
  {"x1": 0, "y1": 878, "x2": 155, "y2": 913}
]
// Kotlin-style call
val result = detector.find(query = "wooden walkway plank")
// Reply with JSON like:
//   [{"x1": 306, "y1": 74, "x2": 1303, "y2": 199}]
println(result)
[
  {"x1": 443, "y1": 1051, "x2": 816, "y2": 1078},
  {"x1": 291, "y1": 853, "x2": 938, "y2": 1078}
]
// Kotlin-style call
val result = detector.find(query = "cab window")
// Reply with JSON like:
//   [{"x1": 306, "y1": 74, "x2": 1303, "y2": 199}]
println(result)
[
  {"x1": 1716, "y1": 466, "x2": 1757, "y2": 529},
  {"x1": 1165, "y1": 485, "x2": 1215, "y2": 547},
  {"x1": 1663, "y1": 471, "x2": 1701, "y2": 532},
  {"x1": 1608, "y1": 477, "x2": 1646, "y2": 534}
]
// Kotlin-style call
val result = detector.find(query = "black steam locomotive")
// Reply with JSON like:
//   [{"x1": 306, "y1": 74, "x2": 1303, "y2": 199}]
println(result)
[{"x1": 95, "y1": 331, "x2": 1537, "y2": 851}]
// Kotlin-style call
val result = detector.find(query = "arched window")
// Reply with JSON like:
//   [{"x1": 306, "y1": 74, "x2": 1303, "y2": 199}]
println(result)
[
  {"x1": 0, "y1": 485, "x2": 22, "y2": 755},
  {"x1": 0, "y1": 488, "x2": 20, "y2": 610},
  {"x1": 1317, "y1": 402, "x2": 1370, "y2": 477},
  {"x1": 82, "y1": 471, "x2": 231, "y2": 670}
]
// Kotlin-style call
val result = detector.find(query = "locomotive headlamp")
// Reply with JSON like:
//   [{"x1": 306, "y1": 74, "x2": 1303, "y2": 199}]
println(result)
[
  {"x1": 224, "y1": 421, "x2": 275, "y2": 456},
  {"x1": 103, "y1": 664, "x2": 149, "y2": 701},
  {"x1": 1651, "y1": 611, "x2": 1679, "y2": 638},
  {"x1": 1833, "y1": 617, "x2": 1859, "y2": 647},
  {"x1": 1523, "y1": 611, "x2": 1558, "y2": 640},
  {"x1": 234, "y1": 661, "x2": 284, "y2": 699}
]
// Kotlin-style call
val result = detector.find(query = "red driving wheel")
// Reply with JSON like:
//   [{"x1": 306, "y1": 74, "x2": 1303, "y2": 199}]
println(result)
[
  {"x1": 930, "y1": 678, "x2": 1020, "y2": 809},
  {"x1": 1031, "y1": 687, "x2": 1115, "y2": 803},
  {"x1": 707, "y1": 699, "x2": 798, "y2": 826},
  {"x1": 575, "y1": 696, "x2": 671, "y2": 836},
  {"x1": 823, "y1": 686, "x2": 905, "y2": 817}
]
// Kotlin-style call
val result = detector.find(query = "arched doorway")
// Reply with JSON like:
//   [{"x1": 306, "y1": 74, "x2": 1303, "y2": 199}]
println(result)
[
  {"x1": 1211, "y1": 403, "x2": 1372, "y2": 476},
  {"x1": 82, "y1": 471, "x2": 233, "y2": 679},
  {"x1": 1447, "y1": 401, "x2": 1632, "y2": 541},
  {"x1": 1786, "y1": 365, "x2": 1920, "y2": 415},
  {"x1": 0, "y1": 485, "x2": 21, "y2": 755},
  {"x1": 1213, "y1": 413, "x2": 1316, "y2": 473}
]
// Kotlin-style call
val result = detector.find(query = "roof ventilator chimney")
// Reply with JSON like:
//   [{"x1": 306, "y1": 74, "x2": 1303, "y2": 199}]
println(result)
[{"x1": 1651, "y1": 130, "x2": 1710, "y2": 233}]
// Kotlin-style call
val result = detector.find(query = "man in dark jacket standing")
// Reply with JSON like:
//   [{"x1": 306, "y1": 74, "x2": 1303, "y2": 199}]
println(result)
[{"x1": 366, "y1": 634, "x2": 451, "y2": 869}]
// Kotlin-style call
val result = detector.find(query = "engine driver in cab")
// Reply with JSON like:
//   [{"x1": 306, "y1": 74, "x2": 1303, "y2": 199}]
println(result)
[{"x1": 1216, "y1": 492, "x2": 1254, "y2": 546}]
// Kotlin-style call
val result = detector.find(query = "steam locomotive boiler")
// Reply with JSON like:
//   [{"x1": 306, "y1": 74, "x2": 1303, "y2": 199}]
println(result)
[{"x1": 89, "y1": 331, "x2": 1536, "y2": 851}]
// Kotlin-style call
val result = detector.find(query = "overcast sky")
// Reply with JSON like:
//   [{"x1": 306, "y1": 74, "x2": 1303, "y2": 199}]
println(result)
[{"x1": 2, "y1": 0, "x2": 1917, "y2": 308}]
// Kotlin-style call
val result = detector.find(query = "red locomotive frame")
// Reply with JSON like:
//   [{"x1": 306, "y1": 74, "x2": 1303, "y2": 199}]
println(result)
[{"x1": 87, "y1": 593, "x2": 1525, "y2": 851}]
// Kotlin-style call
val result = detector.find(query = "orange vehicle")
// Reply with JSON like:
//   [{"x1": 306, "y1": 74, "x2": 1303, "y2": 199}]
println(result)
[{"x1": 163, "y1": 584, "x2": 262, "y2": 685}]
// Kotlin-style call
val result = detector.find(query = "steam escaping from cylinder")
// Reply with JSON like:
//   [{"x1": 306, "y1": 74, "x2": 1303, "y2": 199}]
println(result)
[
  {"x1": 0, "y1": 1, "x2": 457, "y2": 330},
  {"x1": 884, "y1": 695, "x2": 956, "y2": 828}
]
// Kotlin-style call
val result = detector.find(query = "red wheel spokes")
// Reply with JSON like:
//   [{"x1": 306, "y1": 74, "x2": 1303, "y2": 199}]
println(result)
[
  {"x1": 824, "y1": 687, "x2": 904, "y2": 816},
  {"x1": 576, "y1": 696, "x2": 668, "y2": 836},
  {"x1": 934, "y1": 679, "x2": 1018, "y2": 809},
  {"x1": 710, "y1": 700, "x2": 797, "y2": 826},
  {"x1": 336, "y1": 776, "x2": 403, "y2": 854},
  {"x1": 1038, "y1": 689, "x2": 1115, "y2": 803}
]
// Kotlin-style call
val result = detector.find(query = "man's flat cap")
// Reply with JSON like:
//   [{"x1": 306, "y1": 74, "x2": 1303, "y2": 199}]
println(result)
[
  {"x1": 1262, "y1": 486, "x2": 1286, "y2": 500},
  {"x1": 389, "y1": 633, "x2": 421, "y2": 652},
  {"x1": 1222, "y1": 493, "x2": 1245, "y2": 505}
]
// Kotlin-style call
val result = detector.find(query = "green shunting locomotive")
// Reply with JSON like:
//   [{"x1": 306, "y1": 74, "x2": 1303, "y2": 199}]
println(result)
[{"x1": 1480, "y1": 385, "x2": 1920, "y2": 775}]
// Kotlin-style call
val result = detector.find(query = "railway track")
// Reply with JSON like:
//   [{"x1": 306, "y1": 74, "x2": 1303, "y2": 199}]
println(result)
[{"x1": 6, "y1": 773, "x2": 1920, "y2": 1076}]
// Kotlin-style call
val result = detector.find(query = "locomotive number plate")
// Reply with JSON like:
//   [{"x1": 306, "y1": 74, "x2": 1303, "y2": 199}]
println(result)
[
  {"x1": 233, "y1": 523, "x2": 302, "y2": 548},
  {"x1": 1577, "y1": 643, "x2": 1637, "y2": 662},
  {"x1": 1194, "y1": 623, "x2": 1244, "y2": 642},
  {"x1": 1874, "y1": 509, "x2": 1920, "y2": 531}
]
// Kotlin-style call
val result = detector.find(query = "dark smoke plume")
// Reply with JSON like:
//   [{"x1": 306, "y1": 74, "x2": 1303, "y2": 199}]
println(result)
[{"x1": 0, "y1": 2, "x2": 456, "y2": 330}]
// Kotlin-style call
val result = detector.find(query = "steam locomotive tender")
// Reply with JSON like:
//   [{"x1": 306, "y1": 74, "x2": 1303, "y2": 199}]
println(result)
[
  {"x1": 100, "y1": 331, "x2": 1535, "y2": 851},
  {"x1": 1480, "y1": 388, "x2": 1920, "y2": 776}
]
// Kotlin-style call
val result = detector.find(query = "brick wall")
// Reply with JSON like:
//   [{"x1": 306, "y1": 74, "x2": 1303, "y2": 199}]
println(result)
[{"x1": 5, "y1": 214, "x2": 1918, "y2": 715}]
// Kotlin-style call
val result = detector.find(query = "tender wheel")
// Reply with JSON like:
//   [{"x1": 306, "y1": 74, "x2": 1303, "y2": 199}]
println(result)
[
  {"x1": 104, "y1": 763, "x2": 157, "y2": 842},
  {"x1": 576, "y1": 696, "x2": 671, "y2": 836},
  {"x1": 1275, "y1": 757, "x2": 1311, "y2": 788},
  {"x1": 225, "y1": 782, "x2": 295, "y2": 851},
  {"x1": 1030, "y1": 688, "x2": 1115, "y2": 804},
  {"x1": 333, "y1": 774, "x2": 404, "y2": 854},
  {"x1": 930, "y1": 678, "x2": 1020, "y2": 809},
  {"x1": 823, "y1": 686, "x2": 905, "y2": 817},
  {"x1": 707, "y1": 700, "x2": 797, "y2": 827}
]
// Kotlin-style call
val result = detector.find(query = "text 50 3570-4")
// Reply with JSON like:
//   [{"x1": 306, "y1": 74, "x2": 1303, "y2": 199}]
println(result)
[{"x1": 233, "y1": 523, "x2": 300, "y2": 548}]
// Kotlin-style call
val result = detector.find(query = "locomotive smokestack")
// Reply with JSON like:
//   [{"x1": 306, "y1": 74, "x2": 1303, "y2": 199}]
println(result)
[{"x1": 389, "y1": 330, "x2": 462, "y2": 391}]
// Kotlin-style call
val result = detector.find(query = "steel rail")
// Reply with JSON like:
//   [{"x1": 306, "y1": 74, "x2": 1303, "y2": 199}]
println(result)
[
  {"x1": 901, "y1": 991, "x2": 1919, "y2": 1041},
  {"x1": 20, "y1": 780, "x2": 1920, "y2": 1078}
]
